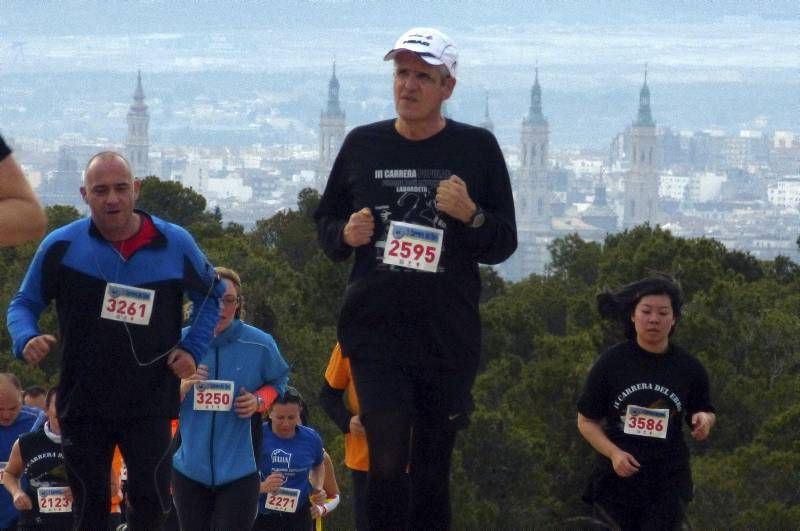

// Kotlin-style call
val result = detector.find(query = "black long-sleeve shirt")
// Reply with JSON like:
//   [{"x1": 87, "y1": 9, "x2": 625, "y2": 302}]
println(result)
[{"x1": 314, "y1": 119, "x2": 517, "y2": 371}]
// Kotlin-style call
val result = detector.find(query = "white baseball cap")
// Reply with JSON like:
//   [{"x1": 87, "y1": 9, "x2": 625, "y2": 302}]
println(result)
[{"x1": 384, "y1": 27, "x2": 458, "y2": 78}]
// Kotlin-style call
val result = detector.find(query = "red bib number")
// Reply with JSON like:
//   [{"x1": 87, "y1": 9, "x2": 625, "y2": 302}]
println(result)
[
  {"x1": 100, "y1": 283, "x2": 155, "y2": 326},
  {"x1": 382, "y1": 221, "x2": 443, "y2": 273},
  {"x1": 623, "y1": 404, "x2": 669, "y2": 439},
  {"x1": 38, "y1": 487, "x2": 72, "y2": 513},
  {"x1": 193, "y1": 380, "x2": 235, "y2": 411},
  {"x1": 265, "y1": 487, "x2": 300, "y2": 513}
]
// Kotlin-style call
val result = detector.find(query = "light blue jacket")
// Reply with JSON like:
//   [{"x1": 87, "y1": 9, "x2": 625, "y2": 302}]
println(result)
[{"x1": 173, "y1": 319, "x2": 289, "y2": 486}]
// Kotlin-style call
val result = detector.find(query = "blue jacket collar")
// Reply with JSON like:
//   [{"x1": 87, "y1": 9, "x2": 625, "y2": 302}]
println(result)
[
  {"x1": 88, "y1": 209, "x2": 166, "y2": 248},
  {"x1": 212, "y1": 319, "x2": 244, "y2": 348}
]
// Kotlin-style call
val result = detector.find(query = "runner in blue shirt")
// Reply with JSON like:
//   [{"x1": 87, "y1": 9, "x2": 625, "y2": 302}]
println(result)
[{"x1": 254, "y1": 387, "x2": 325, "y2": 531}]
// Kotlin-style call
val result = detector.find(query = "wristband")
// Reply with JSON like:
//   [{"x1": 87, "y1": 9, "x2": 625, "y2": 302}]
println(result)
[
  {"x1": 255, "y1": 385, "x2": 279, "y2": 411},
  {"x1": 322, "y1": 493, "x2": 340, "y2": 515}
]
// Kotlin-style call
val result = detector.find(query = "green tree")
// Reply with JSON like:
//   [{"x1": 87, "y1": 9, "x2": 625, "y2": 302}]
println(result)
[
  {"x1": 137, "y1": 176, "x2": 210, "y2": 227},
  {"x1": 548, "y1": 233, "x2": 602, "y2": 285},
  {"x1": 45, "y1": 205, "x2": 82, "y2": 232},
  {"x1": 480, "y1": 265, "x2": 507, "y2": 303},
  {"x1": 0, "y1": 189, "x2": 797, "y2": 527},
  {"x1": 250, "y1": 188, "x2": 321, "y2": 270}
]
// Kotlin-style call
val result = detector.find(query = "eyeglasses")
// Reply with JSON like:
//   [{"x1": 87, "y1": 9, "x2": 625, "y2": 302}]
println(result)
[{"x1": 221, "y1": 295, "x2": 240, "y2": 306}]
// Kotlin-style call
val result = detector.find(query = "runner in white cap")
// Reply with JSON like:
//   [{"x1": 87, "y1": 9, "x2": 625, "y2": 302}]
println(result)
[{"x1": 314, "y1": 26, "x2": 517, "y2": 530}]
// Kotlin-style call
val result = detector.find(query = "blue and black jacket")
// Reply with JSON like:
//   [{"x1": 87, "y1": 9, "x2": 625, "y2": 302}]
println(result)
[
  {"x1": 6, "y1": 211, "x2": 223, "y2": 420},
  {"x1": 173, "y1": 319, "x2": 289, "y2": 487}
]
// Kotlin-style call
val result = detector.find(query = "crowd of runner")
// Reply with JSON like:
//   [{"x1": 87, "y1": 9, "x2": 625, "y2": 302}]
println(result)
[{"x1": 0, "y1": 26, "x2": 715, "y2": 531}]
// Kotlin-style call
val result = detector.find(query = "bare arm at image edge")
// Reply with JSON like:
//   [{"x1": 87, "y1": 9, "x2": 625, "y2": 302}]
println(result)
[{"x1": 0, "y1": 140, "x2": 46, "y2": 246}]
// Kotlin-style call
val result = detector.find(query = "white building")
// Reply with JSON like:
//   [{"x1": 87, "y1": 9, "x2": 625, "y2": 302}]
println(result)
[
  {"x1": 688, "y1": 172, "x2": 726, "y2": 203},
  {"x1": 773, "y1": 131, "x2": 795, "y2": 149},
  {"x1": 175, "y1": 160, "x2": 211, "y2": 192},
  {"x1": 207, "y1": 175, "x2": 253, "y2": 201},
  {"x1": 565, "y1": 158, "x2": 604, "y2": 179},
  {"x1": 661, "y1": 172, "x2": 726, "y2": 203},
  {"x1": 767, "y1": 177, "x2": 800, "y2": 208},
  {"x1": 659, "y1": 174, "x2": 690, "y2": 201}
]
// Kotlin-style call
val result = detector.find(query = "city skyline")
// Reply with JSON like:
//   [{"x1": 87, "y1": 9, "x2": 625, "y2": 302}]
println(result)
[
  {"x1": 2, "y1": 1, "x2": 799, "y2": 280},
  {"x1": 25, "y1": 55, "x2": 800, "y2": 276}
]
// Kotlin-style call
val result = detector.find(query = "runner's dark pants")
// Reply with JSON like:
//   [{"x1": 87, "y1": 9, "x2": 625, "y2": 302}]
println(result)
[
  {"x1": 61, "y1": 416, "x2": 172, "y2": 531},
  {"x1": 351, "y1": 469, "x2": 369, "y2": 531},
  {"x1": 252, "y1": 507, "x2": 312, "y2": 531},
  {"x1": 172, "y1": 469, "x2": 260, "y2": 531},
  {"x1": 352, "y1": 358, "x2": 469, "y2": 531},
  {"x1": 589, "y1": 459, "x2": 689, "y2": 531},
  {"x1": 361, "y1": 409, "x2": 458, "y2": 531},
  {"x1": 595, "y1": 492, "x2": 685, "y2": 531}
]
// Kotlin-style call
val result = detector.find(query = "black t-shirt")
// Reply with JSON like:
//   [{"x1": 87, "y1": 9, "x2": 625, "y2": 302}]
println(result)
[
  {"x1": 18, "y1": 428, "x2": 72, "y2": 529},
  {"x1": 577, "y1": 341, "x2": 714, "y2": 506},
  {"x1": 314, "y1": 119, "x2": 517, "y2": 371},
  {"x1": 578, "y1": 340, "x2": 714, "y2": 464},
  {"x1": 0, "y1": 135, "x2": 11, "y2": 162}
]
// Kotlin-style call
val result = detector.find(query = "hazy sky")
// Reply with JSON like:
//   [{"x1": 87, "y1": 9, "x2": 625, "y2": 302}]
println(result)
[
  {"x1": 3, "y1": 0, "x2": 798, "y2": 75},
  {"x1": 1, "y1": 1, "x2": 798, "y2": 147},
  {"x1": 3, "y1": 0, "x2": 799, "y2": 34}
]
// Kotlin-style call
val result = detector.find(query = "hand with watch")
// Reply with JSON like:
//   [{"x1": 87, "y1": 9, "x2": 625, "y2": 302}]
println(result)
[
  {"x1": 435, "y1": 174, "x2": 485, "y2": 227},
  {"x1": 466, "y1": 205, "x2": 485, "y2": 229}
]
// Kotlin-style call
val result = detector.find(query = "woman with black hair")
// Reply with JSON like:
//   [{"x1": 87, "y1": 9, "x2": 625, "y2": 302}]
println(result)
[
  {"x1": 577, "y1": 275, "x2": 716, "y2": 530},
  {"x1": 254, "y1": 387, "x2": 325, "y2": 531}
]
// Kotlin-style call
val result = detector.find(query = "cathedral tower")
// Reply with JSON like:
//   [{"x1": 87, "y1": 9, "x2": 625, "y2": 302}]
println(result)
[
  {"x1": 317, "y1": 60, "x2": 346, "y2": 190},
  {"x1": 126, "y1": 70, "x2": 150, "y2": 178},
  {"x1": 478, "y1": 92, "x2": 494, "y2": 133},
  {"x1": 502, "y1": 67, "x2": 552, "y2": 280},
  {"x1": 518, "y1": 67, "x2": 550, "y2": 227},
  {"x1": 623, "y1": 67, "x2": 659, "y2": 227}
]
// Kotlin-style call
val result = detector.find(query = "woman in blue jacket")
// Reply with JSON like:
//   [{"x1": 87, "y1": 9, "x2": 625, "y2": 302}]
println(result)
[{"x1": 172, "y1": 267, "x2": 290, "y2": 531}]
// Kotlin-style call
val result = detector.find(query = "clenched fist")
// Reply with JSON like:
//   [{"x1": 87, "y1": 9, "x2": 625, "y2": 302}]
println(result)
[{"x1": 343, "y1": 208, "x2": 374, "y2": 247}]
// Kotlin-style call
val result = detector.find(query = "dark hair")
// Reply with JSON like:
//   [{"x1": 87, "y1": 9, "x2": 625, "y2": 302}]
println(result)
[
  {"x1": 23, "y1": 386, "x2": 46, "y2": 400},
  {"x1": 273, "y1": 386, "x2": 304, "y2": 408},
  {"x1": 597, "y1": 275, "x2": 684, "y2": 339},
  {"x1": 298, "y1": 396, "x2": 310, "y2": 426},
  {"x1": 45, "y1": 386, "x2": 58, "y2": 409},
  {"x1": 266, "y1": 387, "x2": 310, "y2": 425}
]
